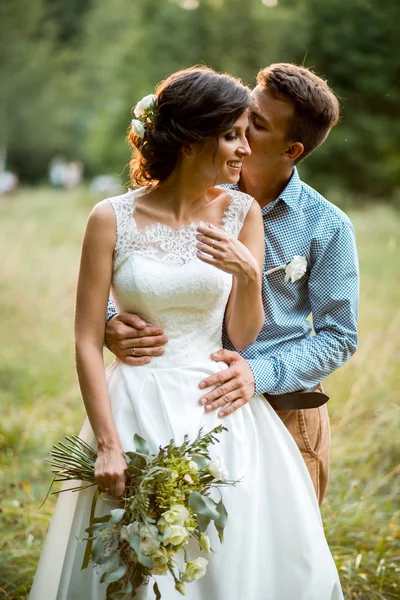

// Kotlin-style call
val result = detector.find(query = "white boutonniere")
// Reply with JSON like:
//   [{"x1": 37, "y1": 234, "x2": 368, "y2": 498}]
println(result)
[{"x1": 266, "y1": 255, "x2": 308, "y2": 283}]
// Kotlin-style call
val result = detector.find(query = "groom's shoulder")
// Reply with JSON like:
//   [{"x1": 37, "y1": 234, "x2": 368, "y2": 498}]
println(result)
[{"x1": 300, "y1": 180, "x2": 353, "y2": 232}]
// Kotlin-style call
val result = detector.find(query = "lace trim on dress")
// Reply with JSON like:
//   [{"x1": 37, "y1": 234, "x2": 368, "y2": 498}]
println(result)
[{"x1": 108, "y1": 189, "x2": 253, "y2": 268}]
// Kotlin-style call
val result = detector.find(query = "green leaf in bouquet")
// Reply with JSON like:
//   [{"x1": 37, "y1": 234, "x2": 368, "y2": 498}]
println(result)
[
  {"x1": 190, "y1": 454, "x2": 209, "y2": 471},
  {"x1": 110, "y1": 508, "x2": 125, "y2": 524},
  {"x1": 85, "y1": 521, "x2": 110, "y2": 537},
  {"x1": 153, "y1": 581, "x2": 162, "y2": 600},
  {"x1": 103, "y1": 564, "x2": 127, "y2": 584},
  {"x1": 100, "y1": 553, "x2": 120, "y2": 583},
  {"x1": 127, "y1": 532, "x2": 154, "y2": 568},
  {"x1": 126, "y1": 452, "x2": 148, "y2": 474},
  {"x1": 196, "y1": 513, "x2": 211, "y2": 533},
  {"x1": 214, "y1": 499, "x2": 228, "y2": 543},
  {"x1": 188, "y1": 492, "x2": 219, "y2": 521},
  {"x1": 91, "y1": 534, "x2": 109, "y2": 563},
  {"x1": 133, "y1": 433, "x2": 150, "y2": 456}
]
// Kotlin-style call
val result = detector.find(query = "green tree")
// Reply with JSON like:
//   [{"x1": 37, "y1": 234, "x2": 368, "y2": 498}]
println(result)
[
  {"x1": 275, "y1": 0, "x2": 400, "y2": 197},
  {"x1": 0, "y1": 0, "x2": 86, "y2": 181}
]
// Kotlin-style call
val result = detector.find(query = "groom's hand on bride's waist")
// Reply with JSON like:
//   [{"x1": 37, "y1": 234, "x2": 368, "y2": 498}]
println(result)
[
  {"x1": 199, "y1": 350, "x2": 255, "y2": 418},
  {"x1": 105, "y1": 312, "x2": 168, "y2": 365}
]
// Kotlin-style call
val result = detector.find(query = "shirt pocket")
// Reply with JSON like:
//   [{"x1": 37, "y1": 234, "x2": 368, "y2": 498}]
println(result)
[{"x1": 263, "y1": 250, "x2": 311, "y2": 311}]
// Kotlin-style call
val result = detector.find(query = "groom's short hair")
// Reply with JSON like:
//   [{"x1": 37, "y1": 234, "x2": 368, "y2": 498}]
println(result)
[{"x1": 257, "y1": 63, "x2": 340, "y2": 163}]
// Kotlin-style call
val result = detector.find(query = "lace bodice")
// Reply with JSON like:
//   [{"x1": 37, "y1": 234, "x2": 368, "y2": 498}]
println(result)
[{"x1": 108, "y1": 189, "x2": 253, "y2": 367}]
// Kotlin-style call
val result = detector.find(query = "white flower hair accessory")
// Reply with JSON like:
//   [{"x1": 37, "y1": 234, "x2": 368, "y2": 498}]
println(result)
[
  {"x1": 134, "y1": 94, "x2": 157, "y2": 118},
  {"x1": 266, "y1": 255, "x2": 308, "y2": 283},
  {"x1": 131, "y1": 119, "x2": 145, "y2": 139},
  {"x1": 130, "y1": 93, "x2": 157, "y2": 139}
]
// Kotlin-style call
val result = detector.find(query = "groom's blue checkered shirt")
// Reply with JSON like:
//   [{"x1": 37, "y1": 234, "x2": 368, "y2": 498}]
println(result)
[
  {"x1": 222, "y1": 168, "x2": 359, "y2": 395},
  {"x1": 107, "y1": 168, "x2": 359, "y2": 395}
]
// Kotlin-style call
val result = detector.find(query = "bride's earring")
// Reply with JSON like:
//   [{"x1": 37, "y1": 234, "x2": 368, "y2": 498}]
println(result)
[{"x1": 182, "y1": 144, "x2": 193, "y2": 159}]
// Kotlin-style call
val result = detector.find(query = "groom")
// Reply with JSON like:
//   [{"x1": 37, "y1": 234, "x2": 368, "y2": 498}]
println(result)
[{"x1": 104, "y1": 63, "x2": 359, "y2": 504}]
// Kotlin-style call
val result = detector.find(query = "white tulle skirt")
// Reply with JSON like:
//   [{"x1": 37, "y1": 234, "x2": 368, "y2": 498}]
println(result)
[{"x1": 30, "y1": 359, "x2": 343, "y2": 600}]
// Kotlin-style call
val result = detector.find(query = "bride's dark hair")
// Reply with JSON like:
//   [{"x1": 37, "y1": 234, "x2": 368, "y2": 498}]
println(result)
[{"x1": 128, "y1": 66, "x2": 250, "y2": 187}]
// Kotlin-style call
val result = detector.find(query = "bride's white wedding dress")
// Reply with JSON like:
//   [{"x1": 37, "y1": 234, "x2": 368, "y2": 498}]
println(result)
[{"x1": 30, "y1": 189, "x2": 343, "y2": 600}]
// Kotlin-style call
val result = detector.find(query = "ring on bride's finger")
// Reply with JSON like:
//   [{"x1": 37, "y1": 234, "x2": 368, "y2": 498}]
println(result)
[
  {"x1": 132, "y1": 348, "x2": 137, "y2": 355},
  {"x1": 223, "y1": 397, "x2": 230, "y2": 403}
]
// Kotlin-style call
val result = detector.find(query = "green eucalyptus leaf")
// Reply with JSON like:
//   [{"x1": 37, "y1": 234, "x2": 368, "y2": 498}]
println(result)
[
  {"x1": 188, "y1": 492, "x2": 219, "y2": 520},
  {"x1": 103, "y1": 564, "x2": 127, "y2": 583},
  {"x1": 126, "y1": 452, "x2": 148, "y2": 473},
  {"x1": 191, "y1": 454, "x2": 209, "y2": 470},
  {"x1": 214, "y1": 500, "x2": 228, "y2": 543},
  {"x1": 122, "y1": 582, "x2": 133, "y2": 593},
  {"x1": 99, "y1": 553, "x2": 120, "y2": 582},
  {"x1": 133, "y1": 433, "x2": 150, "y2": 456},
  {"x1": 128, "y1": 532, "x2": 154, "y2": 568},
  {"x1": 91, "y1": 535, "x2": 107, "y2": 563},
  {"x1": 110, "y1": 508, "x2": 125, "y2": 524},
  {"x1": 85, "y1": 522, "x2": 109, "y2": 535},
  {"x1": 196, "y1": 513, "x2": 211, "y2": 533}
]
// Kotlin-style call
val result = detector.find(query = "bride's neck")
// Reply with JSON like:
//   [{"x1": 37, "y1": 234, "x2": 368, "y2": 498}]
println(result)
[{"x1": 145, "y1": 168, "x2": 213, "y2": 222}]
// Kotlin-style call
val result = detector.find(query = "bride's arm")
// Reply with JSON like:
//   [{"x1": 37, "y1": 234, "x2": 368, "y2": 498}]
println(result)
[
  {"x1": 196, "y1": 200, "x2": 265, "y2": 351},
  {"x1": 74, "y1": 200, "x2": 127, "y2": 498}
]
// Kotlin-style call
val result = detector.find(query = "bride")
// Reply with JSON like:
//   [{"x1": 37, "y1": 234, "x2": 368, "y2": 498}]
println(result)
[{"x1": 30, "y1": 66, "x2": 343, "y2": 599}]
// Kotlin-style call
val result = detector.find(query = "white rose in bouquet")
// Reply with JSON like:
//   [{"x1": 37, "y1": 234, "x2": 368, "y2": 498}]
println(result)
[
  {"x1": 207, "y1": 456, "x2": 229, "y2": 482},
  {"x1": 157, "y1": 516, "x2": 168, "y2": 534},
  {"x1": 149, "y1": 547, "x2": 169, "y2": 575},
  {"x1": 134, "y1": 94, "x2": 157, "y2": 117},
  {"x1": 182, "y1": 557, "x2": 209, "y2": 583},
  {"x1": 120, "y1": 521, "x2": 140, "y2": 541},
  {"x1": 139, "y1": 524, "x2": 160, "y2": 556},
  {"x1": 163, "y1": 525, "x2": 189, "y2": 547},
  {"x1": 140, "y1": 536, "x2": 160, "y2": 556},
  {"x1": 162, "y1": 504, "x2": 190, "y2": 526}
]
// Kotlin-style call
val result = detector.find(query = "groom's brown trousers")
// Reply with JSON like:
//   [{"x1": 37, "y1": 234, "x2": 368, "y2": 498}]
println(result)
[
  {"x1": 276, "y1": 404, "x2": 331, "y2": 504},
  {"x1": 275, "y1": 399, "x2": 331, "y2": 506}
]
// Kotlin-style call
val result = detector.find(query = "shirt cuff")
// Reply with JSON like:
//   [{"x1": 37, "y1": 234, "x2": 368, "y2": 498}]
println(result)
[
  {"x1": 246, "y1": 356, "x2": 276, "y2": 396},
  {"x1": 106, "y1": 301, "x2": 117, "y2": 323}
]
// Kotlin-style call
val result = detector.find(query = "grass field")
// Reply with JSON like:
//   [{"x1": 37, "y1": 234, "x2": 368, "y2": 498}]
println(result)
[{"x1": 0, "y1": 188, "x2": 399, "y2": 599}]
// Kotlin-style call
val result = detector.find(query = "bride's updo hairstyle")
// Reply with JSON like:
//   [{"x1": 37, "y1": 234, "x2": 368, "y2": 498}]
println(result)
[{"x1": 128, "y1": 66, "x2": 250, "y2": 187}]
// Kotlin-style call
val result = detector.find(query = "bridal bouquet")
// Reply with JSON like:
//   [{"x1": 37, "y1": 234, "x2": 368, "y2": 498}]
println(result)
[{"x1": 47, "y1": 425, "x2": 236, "y2": 599}]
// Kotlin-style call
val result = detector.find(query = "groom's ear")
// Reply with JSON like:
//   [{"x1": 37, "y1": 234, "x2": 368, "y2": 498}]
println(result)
[{"x1": 282, "y1": 141, "x2": 304, "y2": 163}]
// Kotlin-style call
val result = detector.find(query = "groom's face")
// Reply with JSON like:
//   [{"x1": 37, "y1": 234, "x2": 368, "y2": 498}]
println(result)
[{"x1": 245, "y1": 85, "x2": 295, "y2": 171}]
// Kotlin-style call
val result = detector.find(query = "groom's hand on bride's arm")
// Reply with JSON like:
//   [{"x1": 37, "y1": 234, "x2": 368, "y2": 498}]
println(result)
[
  {"x1": 199, "y1": 350, "x2": 255, "y2": 417},
  {"x1": 105, "y1": 312, "x2": 168, "y2": 365}
]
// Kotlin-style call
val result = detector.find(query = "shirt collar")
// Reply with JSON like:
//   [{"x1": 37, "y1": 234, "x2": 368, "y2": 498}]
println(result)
[
  {"x1": 222, "y1": 167, "x2": 302, "y2": 209},
  {"x1": 277, "y1": 167, "x2": 302, "y2": 208}
]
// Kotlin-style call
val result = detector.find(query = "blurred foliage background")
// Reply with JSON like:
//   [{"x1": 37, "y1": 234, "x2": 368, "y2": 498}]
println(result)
[{"x1": 1, "y1": 0, "x2": 399, "y2": 199}]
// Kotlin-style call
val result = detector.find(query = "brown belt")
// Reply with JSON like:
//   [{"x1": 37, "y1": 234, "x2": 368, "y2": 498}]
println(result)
[{"x1": 263, "y1": 383, "x2": 329, "y2": 410}]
